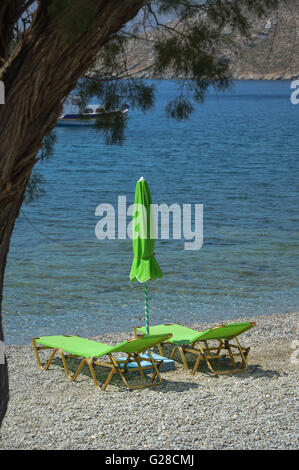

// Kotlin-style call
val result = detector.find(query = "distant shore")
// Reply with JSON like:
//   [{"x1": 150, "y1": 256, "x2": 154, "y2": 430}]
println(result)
[
  {"x1": 0, "y1": 311, "x2": 297, "y2": 450},
  {"x1": 142, "y1": 75, "x2": 299, "y2": 81},
  {"x1": 118, "y1": 74, "x2": 299, "y2": 81}
]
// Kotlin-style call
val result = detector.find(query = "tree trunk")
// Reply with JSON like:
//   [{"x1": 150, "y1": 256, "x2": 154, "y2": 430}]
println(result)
[
  {"x1": 0, "y1": 168, "x2": 31, "y2": 425},
  {"x1": 0, "y1": 0, "x2": 147, "y2": 427}
]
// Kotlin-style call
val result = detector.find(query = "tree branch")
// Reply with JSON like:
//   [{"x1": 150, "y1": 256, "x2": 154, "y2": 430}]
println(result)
[
  {"x1": 0, "y1": 1, "x2": 148, "y2": 193},
  {"x1": 0, "y1": 0, "x2": 36, "y2": 60}
]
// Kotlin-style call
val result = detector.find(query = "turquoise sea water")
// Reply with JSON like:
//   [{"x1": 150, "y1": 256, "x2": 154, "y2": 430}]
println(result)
[{"x1": 3, "y1": 80, "x2": 299, "y2": 345}]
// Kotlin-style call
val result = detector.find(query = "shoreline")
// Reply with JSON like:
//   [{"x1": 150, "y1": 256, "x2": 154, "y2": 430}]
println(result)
[
  {"x1": 144, "y1": 76, "x2": 299, "y2": 81},
  {"x1": 0, "y1": 311, "x2": 298, "y2": 450},
  {"x1": 3, "y1": 309, "x2": 298, "y2": 348}
]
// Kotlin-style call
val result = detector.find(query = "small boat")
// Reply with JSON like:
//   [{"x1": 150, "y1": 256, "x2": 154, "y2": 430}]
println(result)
[{"x1": 56, "y1": 95, "x2": 129, "y2": 127}]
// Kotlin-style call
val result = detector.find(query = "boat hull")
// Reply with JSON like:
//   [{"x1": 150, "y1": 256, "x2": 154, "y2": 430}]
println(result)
[
  {"x1": 56, "y1": 109, "x2": 128, "y2": 127},
  {"x1": 56, "y1": 118, "x2": 98, "y2": 127}
]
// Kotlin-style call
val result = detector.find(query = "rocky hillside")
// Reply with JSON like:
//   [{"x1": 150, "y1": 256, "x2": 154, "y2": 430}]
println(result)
[{"x1": 120, "y1": 1, "x2": 299, "y2": 80}]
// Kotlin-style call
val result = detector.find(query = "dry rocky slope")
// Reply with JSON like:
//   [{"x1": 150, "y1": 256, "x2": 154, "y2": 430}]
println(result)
[{"x1": 119, "y1": 1, "x2": 299, "y2": 80}]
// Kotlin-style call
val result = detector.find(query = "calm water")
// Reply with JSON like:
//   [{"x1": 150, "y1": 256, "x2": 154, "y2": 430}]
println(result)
[{"x1": 3, "y1": 80, "x2": 299, "y2": 345}]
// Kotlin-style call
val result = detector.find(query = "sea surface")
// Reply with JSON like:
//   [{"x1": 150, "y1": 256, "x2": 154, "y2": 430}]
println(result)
[{"x1": 3, "y1": 80, "x2": 299, "y2": 345}]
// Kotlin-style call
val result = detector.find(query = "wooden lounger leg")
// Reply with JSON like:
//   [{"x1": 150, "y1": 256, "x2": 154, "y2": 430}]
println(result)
[
  {"x1": 149, "y1": 362, "x2": 163, "y2": 384},
  {"x1": 187, "y1": 336, "x2": 251, "y2": 376},
  {"x1": 101, "y1": 368, "x2": 116, "y2": 391},
  {"x1": 229, "y1": 337, "x2": 250, "y2": 369},
  {"x1": 59, "y1": 350, "x2": 94, "y2": 384},
  {"x1": 62, "y1": 354, "x2": 117, "y2": 390},
  {"x1": 241, "y1": 346, "x2": 250, "y2": 368},
  {"x1": 202, "y1": 338, "x2": 249, "y2": 375},
  {"x1": 178, "y1": 346, "x2": 189, "y2": 372},
  {"x1": 192, "y1": 353, "x2": 203, "y2": 376},
  {"x1": 60, "y1": 349, "x2": 74, "y2": 379},
  {"x1": 235, "y1": 337, "x2": 249, "y2": 371},
  {"x1": 157, "y1": 343, "x2": 164, "y2": 356},
  {"x1": 86, "y1": 359, "x2": 102, "y2": 388},
  {"x1": 216, "y1": 340, "x2": 224, "y2": 355},
  {"x1": 106, "y1": 352, "x2": 164, "y2": 390},
  {"x1": 147, "y1": 349, "x2": 163, "y2": 384},
  {"x1": 191, "y1": 345, "x2": 206, "y2": 375},
  {"x1": 33, "y1": 340, "x2": 168, "y2": 390},
  {"x1": 169, "y1": 345, "x2": 191, "y2": 372},
  {"x1": 133, "y1": 353, "x2": 146, "y2": 380},
  {"x1": 108, "y1": 355, "x2": 140, "y2": 390},
  {"x1": 170, "y1": 346, "x2": 178, "y2": 360},
  {"x1": 32, "y1": 339, "x2": 59, "y2": 371},
  {"x1": 225, "y1": 342, "x2": 237, "y2": 368},
  {"x1": 32, "y1": 340, "x2": 97, "y2": 387}
]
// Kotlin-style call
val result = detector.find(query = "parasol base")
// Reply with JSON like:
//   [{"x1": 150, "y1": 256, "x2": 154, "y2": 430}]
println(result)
[{"x1": 118, "y1": 353, "x2": 175, "y2": 374}]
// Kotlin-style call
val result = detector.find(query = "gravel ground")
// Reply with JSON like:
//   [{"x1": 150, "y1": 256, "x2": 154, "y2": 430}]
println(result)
[{"x1": 0, "y1": 311, "x2": 298, "y2": 450}]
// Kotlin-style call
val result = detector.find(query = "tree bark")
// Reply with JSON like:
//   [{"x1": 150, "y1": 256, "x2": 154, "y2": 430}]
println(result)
[
  {"x1": 0, "y1": 0, "x2": 147, "y2": 427},
  {"x1": 0, "y1": 166, "x2": 30, "y2": 426}
]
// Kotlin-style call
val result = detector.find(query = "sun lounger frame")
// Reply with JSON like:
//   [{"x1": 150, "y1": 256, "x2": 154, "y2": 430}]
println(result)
[
  {"x1": 134, "y1": 322, "x2": 255, "y2": 376},
  {"x1": 32, "y1": 333, "x2": 172, "y2": 390}
]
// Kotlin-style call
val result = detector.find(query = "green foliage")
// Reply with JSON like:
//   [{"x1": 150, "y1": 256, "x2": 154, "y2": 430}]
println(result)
[
  {"x1": 165, "y1": 97, "x2": 194, "y2": 120},
  {"x1": 77, "y1": 78, "x2": 155, "y2": 144},
  {"x1": 95, "y1": 113, "x2": 128, "y2": 146},
  {"x1": 99, "y1": 37, "x2": 128, "y2": 73},
  {"x1": 24, "y1": 132, "x2": 56, "y2": 204},
  {"x1": 245, "y1": 0, "x2": 279, "y2": 16},
  {"x1": 24, "y1": 172, "x2": 45, "y2": 204},
  {"x1": 48, "y1": 0, "x2": 279, "y2": 129},
  {"x1": 155, "y1": 0, "x2": 197, "y2": 19},
  {"x1": 39, "y1": 132, "x2": 57, "y2": 161},
  {"x1": 155, "y1": 0, "x2": 278, "y2": 19},
  {"x1": 150, "y1": 0, "x2": 277, "y2": 120},
  {"x1": 26, "y1": 0, "x2": 279, "y2": 200},
  {"x1": 49, "y1": 0, "x2": 97, "y2": 44}
]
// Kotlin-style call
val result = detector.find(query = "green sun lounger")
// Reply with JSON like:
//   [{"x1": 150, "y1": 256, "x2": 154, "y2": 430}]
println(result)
[
  {"x1": 32, "y1": 333, "x2": 172, "y2": 390},
  {"x1": 134, "y1": 322, "x2": 255, "y2": 376}
]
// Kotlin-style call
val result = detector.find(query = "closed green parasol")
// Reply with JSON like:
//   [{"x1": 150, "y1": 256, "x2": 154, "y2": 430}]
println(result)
[{"x1": 129, "y1": 177, "x2": 163, "y2": 335}]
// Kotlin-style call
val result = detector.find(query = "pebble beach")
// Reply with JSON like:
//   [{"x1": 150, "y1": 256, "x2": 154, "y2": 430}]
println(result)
[{"x1": 0, "y1": 311, "x2": 298, "y2": 450}]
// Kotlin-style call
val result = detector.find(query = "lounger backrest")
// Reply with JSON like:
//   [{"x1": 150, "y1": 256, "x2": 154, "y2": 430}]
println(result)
[
  {"x1": 35, "y1": 333, "x2": 172, "y2": 358},
  {"x1": 135, "y1": 324, "x2": 199, "y2": 344},
  {"x1": 112, "y1": 333, "x2": 172, "y2": 354},
  {"x1": 196, "y1": 322, "x2": 254, "y2": 341}
]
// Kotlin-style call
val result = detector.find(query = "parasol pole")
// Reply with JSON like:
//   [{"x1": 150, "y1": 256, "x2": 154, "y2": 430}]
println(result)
[{"x1": 144, "y1": 282, "x2": 149, "y2": 335}]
